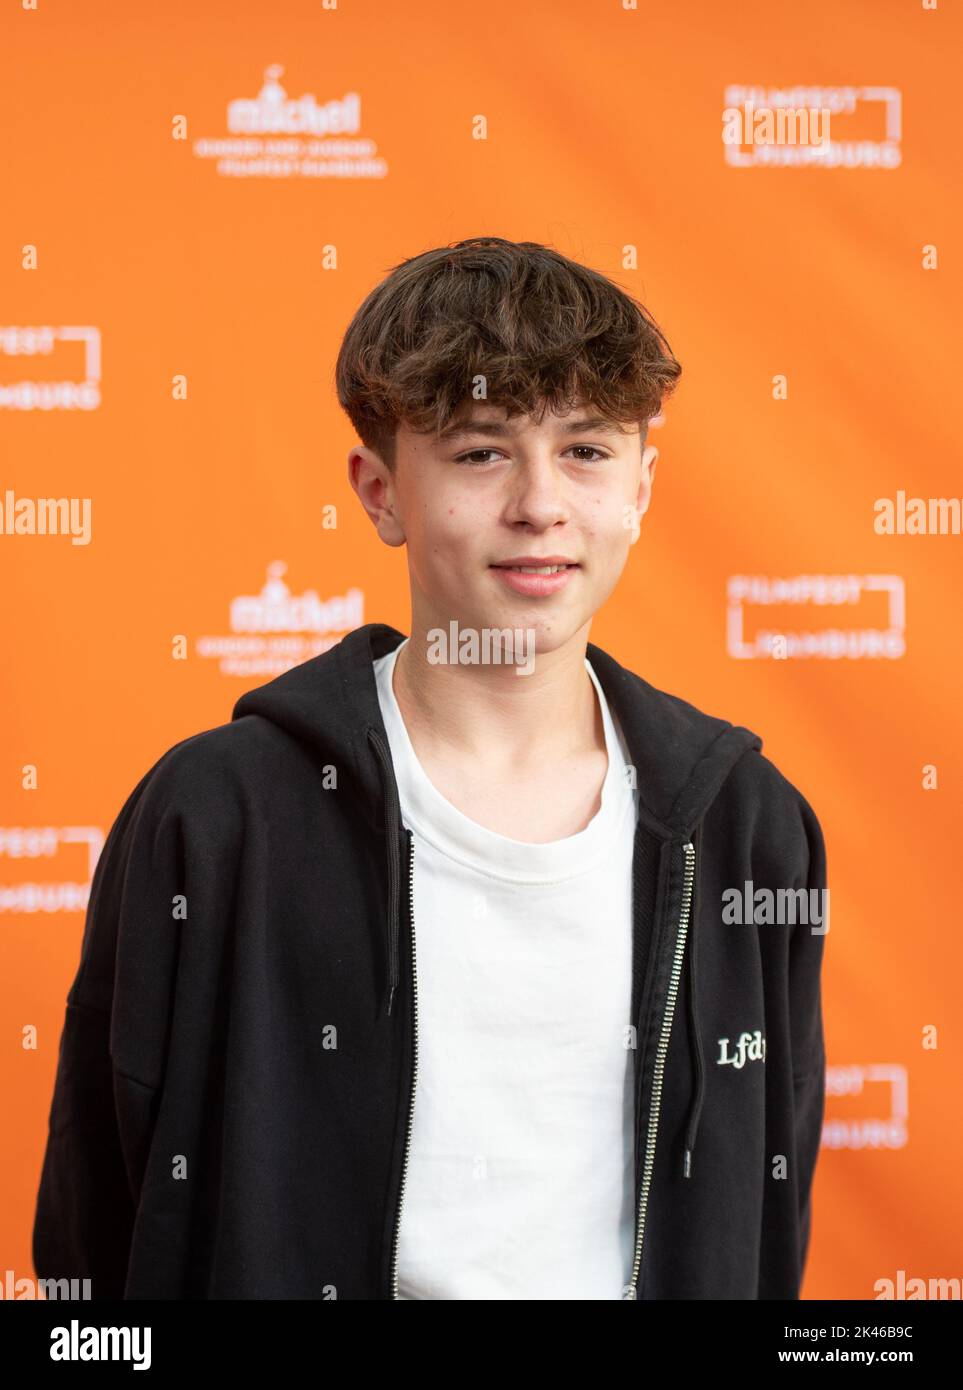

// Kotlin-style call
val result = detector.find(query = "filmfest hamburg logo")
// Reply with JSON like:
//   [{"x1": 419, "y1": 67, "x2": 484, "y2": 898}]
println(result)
[
  {"x1": 0, "y1": 826, "x2": 104, "y2": 914},
  {"x1": 195, "y1": 561, "x2": 364, "y2": 677},
  {"x1": 0, "y1": 325, "x2": 101, "y2": 412},
  {"x1": 722, "y1": 84, "x2": 902, "y2": 168},
  {"x1": 726, "y1": 574, "x2": 905, "y2": 659},
  {"x1": 192, "y1": 64, "x2": 389, "y2": 180},
  {"x1": 823, "y1": 1063, "x2": 908, "y2": 1150}
]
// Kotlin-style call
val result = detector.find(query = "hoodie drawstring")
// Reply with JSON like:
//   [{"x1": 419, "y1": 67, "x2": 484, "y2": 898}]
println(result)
[
  {"x1": 366, "y1": 727, "x2": 401, "y2": 1017},
  {"x1": 682, "y1": 936, "x2": 705, "y2": 1177}
]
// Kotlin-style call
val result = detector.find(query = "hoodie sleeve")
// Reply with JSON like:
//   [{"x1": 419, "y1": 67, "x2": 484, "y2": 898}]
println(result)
[
  {"x1": 32, "y1": 748, "x2": 186, "y2": 1300},
  {"x1": 786, "y1": 790, "x2": 828, "y2": 1293}
]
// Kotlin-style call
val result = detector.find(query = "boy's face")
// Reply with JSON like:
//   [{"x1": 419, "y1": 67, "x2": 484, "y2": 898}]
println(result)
[{"x1": 349, "y1": 400, "x2": 657, "y2": 657}]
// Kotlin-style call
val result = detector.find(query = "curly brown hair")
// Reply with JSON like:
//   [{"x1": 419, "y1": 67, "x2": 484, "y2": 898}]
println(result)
[{"x1": 334, "y1": 236, "x2": 682, "y2": 470}]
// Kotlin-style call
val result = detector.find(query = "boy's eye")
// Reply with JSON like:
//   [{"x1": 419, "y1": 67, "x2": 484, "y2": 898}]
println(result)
[
  {"x1": 455, "y1": 449, "x2": 501, "y2": 466},
  {"x1": 568, "y1": 446, "x2": 608, "y2": 462},
  {"x1": 453, "y1": 446, "x2": 610, "y2": 466}
]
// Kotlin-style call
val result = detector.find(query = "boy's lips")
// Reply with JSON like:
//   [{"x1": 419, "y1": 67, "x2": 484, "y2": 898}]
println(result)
[
  {"x1": 489, "y1": 561, "x2": 579, "y2": 597},
  {"x1": 490, "y1": 555, "x2": 579, "y2": 568}
]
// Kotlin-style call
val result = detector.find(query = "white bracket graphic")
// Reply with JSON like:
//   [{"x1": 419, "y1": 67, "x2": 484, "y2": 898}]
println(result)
[
  {"x1": 726, "y1": 573, "x2": 905, "y2": 659},
  {"x1": 822, "y1": 1063, "x2": 908, "y2": 1149}
]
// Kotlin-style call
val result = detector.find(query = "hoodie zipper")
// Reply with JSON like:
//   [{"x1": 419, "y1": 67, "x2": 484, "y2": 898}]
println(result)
[
  {"x1": 389, "y1": 828, "x2": 418, "y2": 1300},
  {"x1": 624, "y1": 839, "x2": 696, "y2": 1300}
]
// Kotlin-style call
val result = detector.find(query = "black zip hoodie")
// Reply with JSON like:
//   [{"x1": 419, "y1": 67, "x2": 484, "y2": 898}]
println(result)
[{"x1": 32, "y1": 622, "x2": 827, "y2": 1300}]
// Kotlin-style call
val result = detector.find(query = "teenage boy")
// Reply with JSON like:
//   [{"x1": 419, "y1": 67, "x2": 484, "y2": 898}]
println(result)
[{"x1": 33, "y1": 236, "x2": 827, "y2": 1300}]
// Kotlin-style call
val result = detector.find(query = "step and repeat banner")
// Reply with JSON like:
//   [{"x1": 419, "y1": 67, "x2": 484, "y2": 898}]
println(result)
[{"x1": 3, "y1": 0, "x2": 961, "y2": 1303}]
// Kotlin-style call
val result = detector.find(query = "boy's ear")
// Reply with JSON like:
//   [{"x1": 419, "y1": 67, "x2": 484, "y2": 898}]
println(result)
[
  {"x1": 630, "y1": 444, "x2": 659, "y2": 543},
  {"x1": 347, "y1": 444, "x2": 407, "y2": 548}
]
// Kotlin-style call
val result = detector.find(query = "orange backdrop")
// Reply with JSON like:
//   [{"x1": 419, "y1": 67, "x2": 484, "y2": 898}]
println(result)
[{"x1": 3, "y1": 0, "x2": 962, "y2": 1301}]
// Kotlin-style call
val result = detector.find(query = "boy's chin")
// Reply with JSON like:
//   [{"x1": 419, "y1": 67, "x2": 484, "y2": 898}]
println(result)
[{"x1": 418, "y1": 594, "x2": 590, "y2": 639}]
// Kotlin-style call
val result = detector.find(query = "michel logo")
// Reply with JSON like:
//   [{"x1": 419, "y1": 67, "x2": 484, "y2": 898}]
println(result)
[
  {"x1": 195, "y1": 562, "x2": 364, "y2": 678},
  {"x1": 191, "y1": 64, "x2": 389, "y2": 181},
  {"x1": 717, "y1": 1031, "x2": 766, "y2": 1068}
]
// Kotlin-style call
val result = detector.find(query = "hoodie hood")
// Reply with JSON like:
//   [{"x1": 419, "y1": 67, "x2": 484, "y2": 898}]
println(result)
[{"x1": 232, "y1": 621, "x2": 764, "y2": 1177}]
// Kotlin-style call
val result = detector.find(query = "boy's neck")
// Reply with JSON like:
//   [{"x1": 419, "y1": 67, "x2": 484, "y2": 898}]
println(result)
[{"x1": 391, "y1": 623, "x2": 605, "y2": 777}]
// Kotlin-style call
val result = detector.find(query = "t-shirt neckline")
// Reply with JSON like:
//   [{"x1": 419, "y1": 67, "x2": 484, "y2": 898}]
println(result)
[{"x1": 371, "y1": 637, "x2": 635, "y2": 883}]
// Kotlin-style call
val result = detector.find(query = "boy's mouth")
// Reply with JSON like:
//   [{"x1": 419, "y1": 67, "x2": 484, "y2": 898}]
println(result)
[
  {"x1": 489, "y1": 561, "x2": 580, "y2": 596},
  {"x1": 492, "y1": 564, "x2": 577, "y2": 574},
  {"x1": 489, "y1": 556, "x2": 580, "y2": 574}
]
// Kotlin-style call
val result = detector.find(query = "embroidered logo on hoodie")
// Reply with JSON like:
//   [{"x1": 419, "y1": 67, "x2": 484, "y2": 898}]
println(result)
[{"x1": 717, "y1": 1030, "x2": 767, "y2": 1068}]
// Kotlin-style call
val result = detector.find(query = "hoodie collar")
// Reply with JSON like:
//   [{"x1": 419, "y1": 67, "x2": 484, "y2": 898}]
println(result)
[{"x1": 232, "y1": 621, "x2": 762, "y2": 843}]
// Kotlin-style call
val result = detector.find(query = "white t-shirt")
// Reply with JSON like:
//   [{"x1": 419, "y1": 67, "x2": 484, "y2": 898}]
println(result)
[{"x1": 372, "y1": 638, "x2": 639, "y2": 1300}]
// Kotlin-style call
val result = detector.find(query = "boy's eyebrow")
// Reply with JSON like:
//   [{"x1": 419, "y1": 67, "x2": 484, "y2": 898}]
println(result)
[{"x1": 437, "y1": 415, "x2": 623, "y2": 441}]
